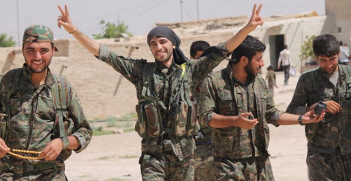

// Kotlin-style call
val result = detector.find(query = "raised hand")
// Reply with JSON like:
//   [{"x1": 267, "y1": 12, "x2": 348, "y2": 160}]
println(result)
[
  {"x1": 246, "y1": 4, "x2": 263, "y2": 32},
  {"x1": 57, "y1": 5, "x2": 76, "y2": 33}
]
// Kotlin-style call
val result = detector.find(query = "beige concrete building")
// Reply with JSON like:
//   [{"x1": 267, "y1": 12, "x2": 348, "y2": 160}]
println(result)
[{"x1": 0, "y1": 0, "x2": 350, "y2": 119}]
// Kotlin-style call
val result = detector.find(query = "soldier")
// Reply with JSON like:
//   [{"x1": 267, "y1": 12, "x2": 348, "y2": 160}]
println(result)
[
  {"x1": 57, "y1": 4, "x2": 263, "y2": 181},
  {"x1": 199, "y1": 35, "x2": 324, "y2": 181},
  {"x1": 189, "y1": 40, "x2": 214, "y2": 181},
  {"x1": 286, "y1": 34, "x2": 351, "y2": 180},
  {"x1": 0, "y1": 25, "x2": 92, "y2": 180},
  {"x1": 190, "y1": 40, "x2": 210, "y2": 59}
]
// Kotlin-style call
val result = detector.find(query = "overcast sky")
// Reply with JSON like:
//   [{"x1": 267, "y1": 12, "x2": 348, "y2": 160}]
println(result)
[{"x1": 0, "y1": 0, "x2": 325, "y2": 46}]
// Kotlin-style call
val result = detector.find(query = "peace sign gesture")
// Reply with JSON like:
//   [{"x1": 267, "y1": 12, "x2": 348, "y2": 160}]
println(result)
[
  {"x1": 57, "y1": 5, "x2": 76, "y2": 33},
  {"x1": 246, "y1": 4, "x2": 263, "y2": 32}
]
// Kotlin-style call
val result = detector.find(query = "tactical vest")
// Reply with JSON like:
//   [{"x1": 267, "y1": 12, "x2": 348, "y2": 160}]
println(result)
[
  {"x1": 134, "y1": 62, "x2": 198, "y2": 138},
  {"x1": 304, "y1": 65, "x2": 351, "y2": 142},
  {"x1": 0, "y1": 68, "x2": 73, "y2": 147}
]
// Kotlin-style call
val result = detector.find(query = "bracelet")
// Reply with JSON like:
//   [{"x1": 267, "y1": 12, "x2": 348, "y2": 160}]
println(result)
[
  {"x1": 298, "y1": 115, "x2": 304, "y2": 125},
  {"x1": 69, "y1": 28, "x2": 79, "y2": 34}
]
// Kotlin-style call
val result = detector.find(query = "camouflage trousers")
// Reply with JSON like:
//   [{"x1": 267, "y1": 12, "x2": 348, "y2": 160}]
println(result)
[
  {"x1": 213, "y1": 155, "x2": 274, "y2": 181},
  {"x1": 0, "y1": 159, "x2": 66, "y2": 181},
  {"x1": 0, "y1": 168, "x2": 66, "y2": 181},
  {"x1": 194, "y1": 144, "x2": 214, "y2": 181},
  {"x1": 307, "y1": 148, "x2": 351, "y2": 181},
  {"x1": 140, "y1": 152, "x2": 195, "y2": 181}
]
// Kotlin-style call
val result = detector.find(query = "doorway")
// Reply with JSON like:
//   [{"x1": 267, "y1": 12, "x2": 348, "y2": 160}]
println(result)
[{"x1": 269, "y1": 35, "x2": 285, "y2": 71}]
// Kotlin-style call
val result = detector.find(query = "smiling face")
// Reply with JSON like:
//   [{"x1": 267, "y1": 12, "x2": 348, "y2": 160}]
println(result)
[
  {"x1": 316, "y1": 54, "x2": 339, "y2": 74},
  {"x1": 149, "y1": 36, "x2": 175, "y2": 64},
  {"x1": 23, "y1": 40, "x2": 53, "y2": 74}
]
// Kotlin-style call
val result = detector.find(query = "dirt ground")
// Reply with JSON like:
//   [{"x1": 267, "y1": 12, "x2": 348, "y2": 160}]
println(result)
[{"x1": 65, "y1": 72, "x2": 311, "y2": 181}]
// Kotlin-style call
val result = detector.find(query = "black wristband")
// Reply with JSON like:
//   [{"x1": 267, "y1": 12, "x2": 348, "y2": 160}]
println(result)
[{"x1": 298, "y1": 115, "x2": 304, "y2": 125}]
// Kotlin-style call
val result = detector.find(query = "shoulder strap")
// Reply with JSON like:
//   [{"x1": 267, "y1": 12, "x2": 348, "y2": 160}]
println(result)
[
  {"x1": 179, "y1": 63, "x2": 193, "y2": 106},
  {"x1": 52, "y1": 74, "x2": 69, "y2": 140}
]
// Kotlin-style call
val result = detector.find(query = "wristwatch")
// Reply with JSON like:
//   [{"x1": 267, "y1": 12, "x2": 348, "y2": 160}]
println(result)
[{"x1": 298, "y1": 115, "x2": 304, "y2": 125}]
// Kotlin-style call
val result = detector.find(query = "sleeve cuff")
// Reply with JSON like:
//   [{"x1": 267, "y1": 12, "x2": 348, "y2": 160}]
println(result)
[
  {"x1": 72, "y1": 133, "x2": 88, "y2": 153},
  {"x1": 217, "y1": 41, "x2": 230, "y2": 58},
  {"x1": 272, "y1": 110, "x2": 285, "y2": 127},
  {"x1": 96, "y1": 44, "x2": 111, "y2": 62},
  {"x1": 206, "y1": 112, "x2": 217, "y2": 127}
]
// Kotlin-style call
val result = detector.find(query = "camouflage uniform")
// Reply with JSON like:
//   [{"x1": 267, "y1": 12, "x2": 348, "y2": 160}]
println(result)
[
  {"x1": 199, "y1": 64, "x2": 283, "y2": 181},
  {"x1": 286, "y1": 65, "x2": 351, "y2": 181},
  {"x1": 96, "y1": 42, "x2": 228, "y2": 180},
  {"x1": 194, "y1": 84, "x2": 214, "y2": 181},
  {"x1": 0, "y1": 65, "x2": 92, "y2": 180}
]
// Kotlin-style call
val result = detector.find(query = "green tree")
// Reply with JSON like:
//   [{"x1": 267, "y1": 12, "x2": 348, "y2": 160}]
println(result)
[
  {"x1": 0, "y1": 34, "x2": 16, "y2": 47},
  {"x1": 299, "y1": 35, "x2": 316, "y2": 62},
  {"x1": 93, "y1": 20, "x2": 133, "y2": 39}
]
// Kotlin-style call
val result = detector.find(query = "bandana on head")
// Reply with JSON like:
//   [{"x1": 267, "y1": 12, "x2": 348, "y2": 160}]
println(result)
[{"x1": 147, "y1": 26, "x2": 188, "y2": 65}]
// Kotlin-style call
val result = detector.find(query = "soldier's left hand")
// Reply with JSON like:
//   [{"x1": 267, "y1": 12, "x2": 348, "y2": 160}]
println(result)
[
  {"x1": 301, "y1": 110, "x2": 326, "y2": 124},
  {"x1": 40, "y1": 138, "x2": 63, "y2": 161}
]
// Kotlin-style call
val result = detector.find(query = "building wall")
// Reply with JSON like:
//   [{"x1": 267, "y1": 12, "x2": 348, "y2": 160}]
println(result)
[
  {"x1": 0, "y1": 14, "x2": 340, "y2": 119},
  {"x1": 0, "y1": 31, "x2": 232, "y2": 119},
  {"x1": 244, "y1": 16, "x2": 331, "y2": 75},
  {"x1": 325, "y1": 0, "x2": 351, "y2": 45}
]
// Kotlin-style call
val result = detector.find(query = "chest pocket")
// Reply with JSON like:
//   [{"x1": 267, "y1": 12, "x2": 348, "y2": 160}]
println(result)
[
  {"x1": 37, "y1": 91, "x2": 56, "y2": 121},
  {"x1": 8, "y1": 91, "x2": 22, "y2": 117},
  {"x1": 217, "y1": 85, "x2": 236, "y2": 115}
]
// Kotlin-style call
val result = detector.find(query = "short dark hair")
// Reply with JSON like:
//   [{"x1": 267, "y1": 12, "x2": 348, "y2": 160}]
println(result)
[
  {"x1": 190, "y1": 40, "x2": 210, "y2": 58},
  {"x1": 284, "y1": 44, "x2": 288, "y2": 49},
  {"x1": 340, "y1": 41, "x2": 343, "y2": 46},
  {"x1": 230, "y1": 35, "x2": 266, "y2": 65},
  {"x1": 313, "y1": 34, "x2": 340, "y2": 57}
]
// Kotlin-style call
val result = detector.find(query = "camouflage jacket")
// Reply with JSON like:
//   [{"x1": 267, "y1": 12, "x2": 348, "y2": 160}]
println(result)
[
  {"x1": 286, "y1": 65, "x2": 351, "y2": 155},
  {"x1": 0, "y1": 65, "x2": 92, "y2": 172},
  {"x1": 194, "y1": 79, "x2": 212, "y2": 145},
  {"x1": 96, "y1": 43, "x2": 228, "y2": 161},
  {"x1": 199, "y1": 64, "x2": 283, "y2": 159}
]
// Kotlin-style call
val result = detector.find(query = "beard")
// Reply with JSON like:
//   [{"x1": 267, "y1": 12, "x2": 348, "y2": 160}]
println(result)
[
  {"x1": 25, "y1": 58, "x2": 51, "y2": 73},
  {"x1": 244, "y1": 63, "x2": 259, "y2": 78},
  {"x1": 155, "y1": 50, "x2": 173, "y2": 64}
]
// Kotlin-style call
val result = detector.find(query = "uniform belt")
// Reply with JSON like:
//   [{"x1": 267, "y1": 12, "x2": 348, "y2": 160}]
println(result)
[{"x1": 23, "y1": 162, "x2": 61, "y2": 174}]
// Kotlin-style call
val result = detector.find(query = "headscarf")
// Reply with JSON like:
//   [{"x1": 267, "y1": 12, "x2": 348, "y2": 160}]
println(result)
[{"x1": 147, "y1": 26, "x2": 188, "y2": 65}]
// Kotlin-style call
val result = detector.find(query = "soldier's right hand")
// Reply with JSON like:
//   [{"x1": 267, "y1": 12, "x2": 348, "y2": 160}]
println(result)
[
  {"x1": 310, "y1": 101, "x2": 341, "y2": 114},
  {"x1": 0, "y1": 138, "x2": 10, "y2": 158},
  {"x1": 234, "y1": 112, "x2": 258, "y2": 129},
  {"x1": 245, "y1": 4, "x2": 264, "y2": 32},
  {"x1": 57, "y1": 5, "x2": 76, "y2": 33}
]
